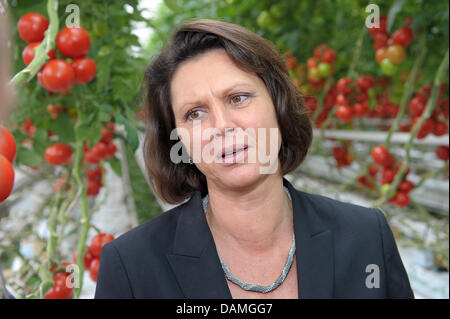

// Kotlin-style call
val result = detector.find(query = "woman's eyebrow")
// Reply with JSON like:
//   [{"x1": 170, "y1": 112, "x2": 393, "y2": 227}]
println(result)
[{"x1": 181, "y1": 82, "x2": 254, "y2": 108}]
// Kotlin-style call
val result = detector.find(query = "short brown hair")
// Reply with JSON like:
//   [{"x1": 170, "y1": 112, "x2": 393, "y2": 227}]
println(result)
[{"x1": 143, "y1": 18, "x2": 312, "y2": 204}]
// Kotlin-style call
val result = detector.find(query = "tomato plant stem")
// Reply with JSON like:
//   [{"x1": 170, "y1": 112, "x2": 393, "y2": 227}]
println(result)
[
  {"x1": 385, "y1": 35, "x2": 427, "y2": 149},
  {"x1": 72, "y1": 138, "x2": 90, "y2": 298},
  {"x1": 9, "y1": 0, "x2": 59, "y2": 87}
]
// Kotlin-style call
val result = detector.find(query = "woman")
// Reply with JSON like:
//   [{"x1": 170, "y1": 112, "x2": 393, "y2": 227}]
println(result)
[{"x1": 95, "y1": 18, "x2": 414, "y2": 299}]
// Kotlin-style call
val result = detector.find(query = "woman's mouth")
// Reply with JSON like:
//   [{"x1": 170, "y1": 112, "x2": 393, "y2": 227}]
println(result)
[{"x1": 219, "y1": 145, "x2": 249, "y2": 165}]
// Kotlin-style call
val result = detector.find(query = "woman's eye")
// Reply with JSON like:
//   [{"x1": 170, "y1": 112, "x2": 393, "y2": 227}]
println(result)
[
  {"x1": 186, "y1": 109, "x2": 204, "y2": 121},
  {"x1": 230, "y1": 94, "x2": 249, "y2": 105}
]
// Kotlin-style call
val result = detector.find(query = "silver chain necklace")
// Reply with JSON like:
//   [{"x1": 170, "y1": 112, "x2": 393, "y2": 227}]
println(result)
[{"x1": 202, "y1": 186, "x2": 296, "y2": 294}]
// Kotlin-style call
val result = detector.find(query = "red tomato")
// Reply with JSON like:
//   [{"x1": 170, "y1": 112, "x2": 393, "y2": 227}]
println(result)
[
  {"x1": 392, "y1": 26, "x2": 413, "y2": 47},
  {"x1": 91, "y1": 142, "x2": 109, "y2": 160},
  {"x1": 414, "y1": 118, "x2": 434, "y2": 139},
  {"x1": 89, "y1": 258, "x2": 100, "y2": 282},
  {"x1": 45, "y1": 144, "x2": 73, "y2": 166},
  {"x1": 373, "y1": 32, "x2": 389, "y2": 51},
  {"x1": 332, "y1": 146, "x2": 347, "y2": 161},
  {"x1": 313, "y1": 44, "x2": 328, "y2": 59},
  {"x1": 106, "y1": 142, "x2": 117, "y2": 158},
  {"x1": 89, "y1": 233, "x2": 115, "y2": 257},
  {"x1": 409, "y1": 95, "x2": 426, "y2": 117},
  {"x1": 353, "y1": 102, "x2": 369, "y2": 117},
  {"x1": 0, "y1": 125, "x2": 17, "y2": 163},
  {"x1": 17, "y1": 13, "x2": 49, "y2": 43},
  {"x1": 56, "y1": 27, "x2": 91, "y2": 59},
  {"x1": 368, "y1": 164, "x2": 379, "y2": 176},
  {"x1": 44, "y1": 282, "x2": 73, "y2": 299},
  {"x1": 307, "y1": 57, "x2": 319, "y2": 69},
  {"x1": 84, "y1": 150, "x2": 101, "y2": 165},
  {"x1": 100, "y1": 128, "x2": 112, "y2": 144},
  {"x1": 86, "y1": 166, "x2": 103, "y2": 182},
  {"x1": 394, "y1": 191, "x2": 410, "y2": 207},
  {"x1": 432, "y1": 121, "x2": 448, "y2": 136},
  {"x1": 73, "y1": 246, "x2": 95, "y2": 269},
  {"x1": 368, "y1": 14, "x2": 387, "y2": 37},
  {"x1": 321, "y1": 49, "x2": 336, "y2": 64},
  {"x1": 336, "y1": 77, "x2": 353, "y2": 95},
  {"x1": 357, "y1": 75, "x2": 374, "y2": 91},
  {"x1": 22, "y1": 42, "x2": 56, "y2": 66},
  {"x1": 436, "y1": 146, "x2": 449, "y2": 161},
  {"x1": 336, "y1": 93, "x2": 349, "y2": 106},
  {"x1": 86, "y1": 180, "x2": 102, "y2": 197},
  {"x1": 0, "y1": 155, "x2": 15, "y2": 203},
  {"x1": 398, "y1": 180, "x2": 414, "y2": 193},
  {"x1": 39, "y1": 59, "x2": 75, "y2": 93},
  {"x1": 285, "y1": 57, "x2": 298, "y2": 70},
  {"x1": 336, "y1": 105, "x2": 353, "y2": 122},
  {"x1": 371, "y1": 145, "x2": 391, "y2": 167},
  {"x1": 381, "y1": 168, "x2": 397, "y2": 184},
  {"x1": 71, "y1": 57, "x2": 97, "y2": 84}
]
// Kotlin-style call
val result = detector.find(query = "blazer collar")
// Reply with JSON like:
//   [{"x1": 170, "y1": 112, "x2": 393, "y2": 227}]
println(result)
[{"x1": 166, "y1": 177, "x2": 334, "y2": 298}]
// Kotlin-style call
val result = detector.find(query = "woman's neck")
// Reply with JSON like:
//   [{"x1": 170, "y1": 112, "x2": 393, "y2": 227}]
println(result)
[{"x1": 205, "y1": 174, "x2": 293, "y2": 255}]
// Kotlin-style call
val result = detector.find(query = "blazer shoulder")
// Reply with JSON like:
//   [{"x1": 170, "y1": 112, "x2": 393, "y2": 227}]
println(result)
[
  {"x1": 109, "y1": 199, "x2": 188, "y2": 253},
  {"x1": 296, "y1": 189, "x2": 380, "y2": 229}
]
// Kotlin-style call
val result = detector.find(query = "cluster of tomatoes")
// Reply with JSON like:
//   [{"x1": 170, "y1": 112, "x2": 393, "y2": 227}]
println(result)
[
  {"x1": 306, "y1": 44, "x2": 337, "y2": 90},
  {"x1": 335, "y1": 75, "x2": 375, "y2": 122},
  {"x1": 369, "y1": 15, "x2": 414, "y2": 76},
  {"x1": 332, "y1": 144, "x2": 354, "y2": 168},
  {"x1": 44, "y1": 232, "x2": 115, "y2": 298},
  {"x1": 406, "y1": 84, "x2": 449, "y2": 139},
  {"x1": 72, "y1": 233, "x2": 115, "y2": 283},
  {"x1": 83, "y1": 123, "x2": 117, "y2": 197},
  {"x1": 44, "y1": 262, "x2": 74, "y2": 299},
  {"x1": 18, "y1": 12, "x2": 96, "y2": 93},
  {"x1": 0, "y1": 126, "x2": 16, "y2": 203},
  {"x1": 370, "y1": 145, "x2": 415, "y2": 207}
]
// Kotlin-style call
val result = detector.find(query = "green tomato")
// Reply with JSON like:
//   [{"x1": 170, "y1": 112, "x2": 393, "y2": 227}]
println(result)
[
  {"x1": 257, "y1": 11, "x2": 273, "y2": 29},
  {"x1": 380, "y1": 58, "x2": 398, "y2": 76},
  {"x1": 381, "y1": 184, "x2": 391, "y2": 197},
  {"x1": 270, "y1": 4, "x2": 284, "y2": 19},
  {"x1": 317, "y1": 62, "x2": 331, "y2": 77}
]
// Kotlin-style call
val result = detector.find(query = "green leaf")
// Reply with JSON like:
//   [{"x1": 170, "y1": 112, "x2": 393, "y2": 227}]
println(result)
[
  {"x1": 16, "y1": 147, "x2": 43, "y2": 167},
  {"x1": 114, "y1": 112, "x2": 139, "y2": 153},
  {"x1": 106, "y1": 157, "x2": 122, "y2": 177},
  {"x1": 96, "y1": 55, "x2": 114, "y2": 93},
  {"x1": 75, "y1": 120, "x2": 102, "y2": 147},
  {"x1": 49, "y1": 114, "x2": 76, "y2": 143},
  {"x1": 26, "y1": 276, "x2": 41, "y2": 288},
  {"x1": 99, "y1": 104, "x2": 114, "y2": 113},
  {"x1": 387, "y1": 0, "x2": 406, "y2": 33},
  {"x1": 164, "y1": 0, "x2": 180, "y2": 12}
]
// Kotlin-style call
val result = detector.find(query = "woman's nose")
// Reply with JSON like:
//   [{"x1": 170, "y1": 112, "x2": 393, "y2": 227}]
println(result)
[{"x1": 210, "y1": 102, "x2": 236, "y2": 137}]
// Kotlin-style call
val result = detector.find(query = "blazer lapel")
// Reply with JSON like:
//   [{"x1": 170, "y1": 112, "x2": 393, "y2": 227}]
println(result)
[
  {"x1": 166, "y1": 191, "x2": 232, "y2": 298},
  {"x1": 167, "y1": 178, "x2": 334, "y2": 299},
  {"x1": 283, "y1": 177, "x2": 334, "y2": 298}
]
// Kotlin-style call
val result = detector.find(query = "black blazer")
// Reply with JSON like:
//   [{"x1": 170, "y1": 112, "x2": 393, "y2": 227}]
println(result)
[{"x1": 95, "y1": 177, "x2": 414, "y2": 299}]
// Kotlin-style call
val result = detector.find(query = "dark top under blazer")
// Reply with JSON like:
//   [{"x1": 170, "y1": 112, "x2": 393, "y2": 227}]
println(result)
[{"x1": 95, "y1": 177, "x2": 414, "y2": 299}]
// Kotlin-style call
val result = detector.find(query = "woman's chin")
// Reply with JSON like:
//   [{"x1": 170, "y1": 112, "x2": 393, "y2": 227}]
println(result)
[{"x1": 214, "y1": 162, "x2": 265, "y2": 190}]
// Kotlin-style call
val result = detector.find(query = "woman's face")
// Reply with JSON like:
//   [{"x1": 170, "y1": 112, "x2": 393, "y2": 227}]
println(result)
[{"x1": 170, "y1": 48, "x2": 282, "y2": 190}]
